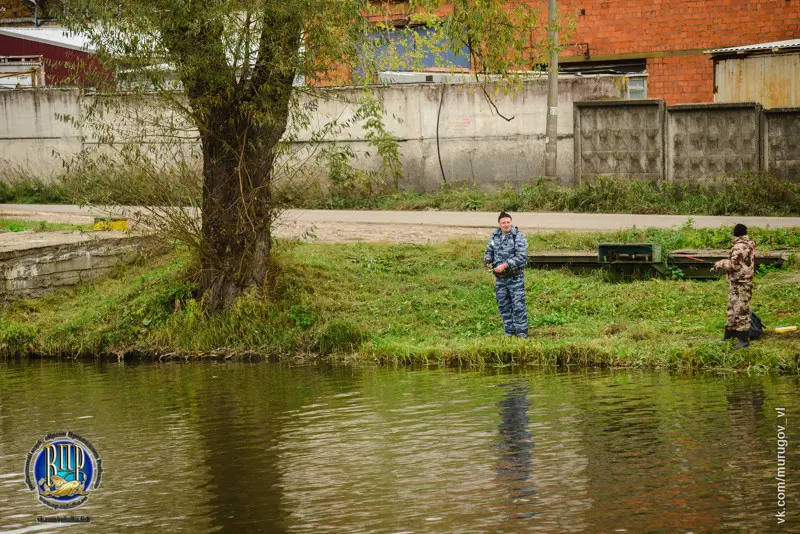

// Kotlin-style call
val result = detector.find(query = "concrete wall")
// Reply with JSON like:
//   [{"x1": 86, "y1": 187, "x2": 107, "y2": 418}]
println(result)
[
  {"x1": 574, "y1": 100, "x2": 797, "y2": 183},
  {"x1": 0, "y1": 77, "x2": 627, "y2": 189},
  {"x1": 0, "y1": 232, "x2": 160, "y2": 303},
  {"x1": 763, "y1": 107, "x2": 800, "y2": 182},
  {"x1": 0, "y1": 89, "x2": 83, "y2": 177},
  {"x1": 294, "y1": 78, "x2": 627, "y2": 189},
  {"x1": 573, "y1": 100, "x2": 664, "y2": 184}
]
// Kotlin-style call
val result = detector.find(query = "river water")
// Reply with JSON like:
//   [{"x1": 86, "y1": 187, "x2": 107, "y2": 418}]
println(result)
[{"x1": 0, "y1": 362, "x2": 797, "y2": 533}]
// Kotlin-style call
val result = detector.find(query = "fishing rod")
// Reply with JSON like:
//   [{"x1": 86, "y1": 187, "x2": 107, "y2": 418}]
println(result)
[
  {"x1": 671, "y1": 252, "x2": 722, "y2": 272},
  {"x1": 672, "y1": 252, "x2": 710, "y2": 263}
]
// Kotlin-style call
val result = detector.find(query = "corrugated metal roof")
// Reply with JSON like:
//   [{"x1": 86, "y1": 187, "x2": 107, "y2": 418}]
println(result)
[
  {"x1": 706, "y1": 39, "x2": 800, "y2": 55},
  {"x1": 0, "y1": 27, "x2": 94, "y2": 53}
]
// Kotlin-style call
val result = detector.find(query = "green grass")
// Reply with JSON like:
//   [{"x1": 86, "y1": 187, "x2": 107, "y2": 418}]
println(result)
[
  {"x1": 0, "y1": 178, "x2": 71, "y2": 204},
  {"x1": 0, "y1": 218, "x2": 93, "y2": 232},
  {"x1": 1, "y1": 226, "x2": 799, "y2": 371},
  {"x1": 290, "y1": 173, "x2": 800, "y2": 216}
]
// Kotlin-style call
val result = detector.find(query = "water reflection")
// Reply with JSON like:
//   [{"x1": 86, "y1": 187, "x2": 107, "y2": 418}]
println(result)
[
  {"x1": 495, "y1": 381, "x2": 537, "y2": 520},
  {"x1": 721, "y1": 381, "x2": 772, "y2": 527},
  {"x1": 0, "y1": 364, "x2": 798, "y2": 532},
  {"x1": 200, "y1": 398, "x2": 288, "y2": 533}
]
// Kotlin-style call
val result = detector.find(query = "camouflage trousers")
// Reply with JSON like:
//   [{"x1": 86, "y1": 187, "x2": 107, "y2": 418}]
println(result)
[
  {"x1": 495, "y1": 273, "x2": 529, "y2": 335},
  {"x1": 726, "y1": 282, "x2": 753, "y2": 331}
]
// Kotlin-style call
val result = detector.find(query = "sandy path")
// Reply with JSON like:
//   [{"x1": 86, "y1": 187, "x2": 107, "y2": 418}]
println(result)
[{"x1": 3, "y1": 204, "x2": 800, "y2": 245}]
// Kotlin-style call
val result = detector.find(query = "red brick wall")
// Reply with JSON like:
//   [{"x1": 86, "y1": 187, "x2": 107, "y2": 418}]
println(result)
[
  {"x1": 554, "y1": 0, "x2": 800, "y2": 55},
  {"x1": 328, "y1": 0, "x2": 800, "y2": 98},
  {"x1": 533, "y1": 0, "x2": 800, "y2": 103},
  {"x1": 646, "y1": 56, "x2": 715, "y2": 104}
]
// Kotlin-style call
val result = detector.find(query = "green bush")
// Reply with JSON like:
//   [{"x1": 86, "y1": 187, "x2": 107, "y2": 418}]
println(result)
[
  {"x1": 6, "y1": 167, "x2": 799, "y2": 217},
  {"x1": 285, "y1": 173, "x2": 800, "y2": 216},
  {"x1": 0, "y1": 177, "x2": 70, "y2": 204},
  {"x1": 0, "y1": 220, "x2": 26, "y2": 232},
  {"x1": 289, "y1": 304, "x2": 315, "y2": 329}
]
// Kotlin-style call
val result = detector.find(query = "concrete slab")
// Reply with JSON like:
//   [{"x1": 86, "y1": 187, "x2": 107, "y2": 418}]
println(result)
[
  {"x1": 0, "y1": 230, "x2": 135, "y2": 256},
  {"x1": 0, "y1": 230, "x2": 161, "y2": 303}
]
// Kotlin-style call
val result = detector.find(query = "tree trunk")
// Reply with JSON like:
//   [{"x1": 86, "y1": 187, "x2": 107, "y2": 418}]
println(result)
[
  {"x1": 171, "y1": 10, "x2": 301, "y2": 310},
  {"x1": 198, "y1": 102, "x2": 286, "y2": 310}
]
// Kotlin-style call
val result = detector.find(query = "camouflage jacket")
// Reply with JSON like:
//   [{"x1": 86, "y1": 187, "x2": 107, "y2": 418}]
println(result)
[
  {"x1": 718, "y1": 235, "x2": 756, "y2": 284},
  {"x1": 484, "y1": 226, "x2": 529, "y2": 270}
]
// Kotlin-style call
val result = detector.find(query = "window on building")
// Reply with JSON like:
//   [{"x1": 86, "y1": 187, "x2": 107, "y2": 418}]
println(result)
[
  {"x1": 627, "y1": 75, "x2": 647, "y2": 99},
  {"x1": 558, "y1": 58, "x2": 646, "y2": 76},
  {"x1": 357, "y1": 25, "x2": 470, "y2": 78},
  {"x1": 556, "y1": 58, "x2": 647, "y2": 98}
]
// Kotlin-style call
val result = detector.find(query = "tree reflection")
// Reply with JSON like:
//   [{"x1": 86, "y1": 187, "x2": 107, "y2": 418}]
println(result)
[{"x1": 197, "y1": 365, "x2": 323, "y2": 533}]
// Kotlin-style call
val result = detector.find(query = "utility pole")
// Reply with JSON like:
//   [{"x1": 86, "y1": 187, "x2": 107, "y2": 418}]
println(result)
[
  {"x1": 27, "y1": 0, "x2": 39, "y2": 27},
  {"x1": 544, "y1": 0, "x2": 558, "y2": 179}
]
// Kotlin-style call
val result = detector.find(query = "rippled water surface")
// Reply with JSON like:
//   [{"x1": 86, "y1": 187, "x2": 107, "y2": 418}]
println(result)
[{"x1": 1, "y1": 362, "x2": 798, "y2": 532}]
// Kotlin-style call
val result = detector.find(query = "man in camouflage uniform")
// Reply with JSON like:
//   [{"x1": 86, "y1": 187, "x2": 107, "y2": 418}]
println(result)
[
  {"x1": 714, "y1": 223, "x2": 756, "y2": 350},
  {"x1": 484, "y1": 212, "x2": 529, "y2": 338}
]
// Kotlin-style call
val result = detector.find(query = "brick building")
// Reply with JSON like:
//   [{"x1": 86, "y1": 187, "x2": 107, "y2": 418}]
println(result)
[
  {"x1": 532, "y1": 0, "x2": 800, "y2": 104},
  {"x1": 366, "y1": 0, "x2": 799, "y2": 104},
  {"x1": 547, "y1": 0, "x2": 800, "y2": 104}
]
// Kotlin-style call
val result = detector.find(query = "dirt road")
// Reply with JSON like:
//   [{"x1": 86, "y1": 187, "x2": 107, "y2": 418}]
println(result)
[{"x1": 3, "y1": 204, "x2": 799, "y2": 244}]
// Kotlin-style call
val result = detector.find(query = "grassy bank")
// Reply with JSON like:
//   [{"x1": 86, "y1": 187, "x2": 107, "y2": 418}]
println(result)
[
  {"x1": 3, "y1": 172, "x2": 800, "y2": 216},
  {"x1": 0, "y1": 218, "x2": 92, "y2": 232},
  {"x1": 1, "y1": 226, "x2": 799, "y2": 371}
]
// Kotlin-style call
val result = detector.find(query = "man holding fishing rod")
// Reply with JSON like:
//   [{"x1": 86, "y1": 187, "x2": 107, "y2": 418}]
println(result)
[
  {"x1": 484, "y1": 212, "x2": 530, "y2": 338},
  {"x1": 713, "y1": 223, "x2": 756, "y2": 350}
]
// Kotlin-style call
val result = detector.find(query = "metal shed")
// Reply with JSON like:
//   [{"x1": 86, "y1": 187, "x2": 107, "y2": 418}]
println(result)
[
  {"x1": 707, "y1": 39, "x2": 800, "y2": 109},
  {"x1": 0, "y1": 27, "x2": 99, "y2": 87}
]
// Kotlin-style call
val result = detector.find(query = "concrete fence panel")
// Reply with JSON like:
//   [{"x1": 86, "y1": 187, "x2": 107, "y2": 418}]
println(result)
[
  {"x1": 666, "y1": 102, "x2": 761, "y2": 182},
  {"x1": 763, "y1": 107, "x2": 800, "y2": 182},
  {"x1": 573, "y1": 99, "x2": 664, "y2": 184}
]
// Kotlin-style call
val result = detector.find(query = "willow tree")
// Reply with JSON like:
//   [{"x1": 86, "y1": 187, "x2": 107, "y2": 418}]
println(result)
[{"x1": 65, "y1": 0, "x2": 553, "y2": 309}]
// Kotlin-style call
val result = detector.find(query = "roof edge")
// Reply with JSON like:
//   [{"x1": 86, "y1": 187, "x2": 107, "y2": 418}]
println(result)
[
  {"x1": 705, "y1": 39, "x2": 800, "y2": 56},
  {"x1": 0, "y1": 28, "x2": 95, "y2": 54}
]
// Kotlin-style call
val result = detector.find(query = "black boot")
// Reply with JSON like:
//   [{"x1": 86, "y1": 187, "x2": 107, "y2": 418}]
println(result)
[
  {"x1": 721, "y1": 329, "x2": 736, "y2": 341},
  {"x1": 732, "y1": 330, "x2": 750, "y2": 350}
]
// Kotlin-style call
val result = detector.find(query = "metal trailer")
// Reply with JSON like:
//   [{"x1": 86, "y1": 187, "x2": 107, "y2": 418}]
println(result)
[{"x1": 529, "y1": 243, "x2": 790, "y2": 280}]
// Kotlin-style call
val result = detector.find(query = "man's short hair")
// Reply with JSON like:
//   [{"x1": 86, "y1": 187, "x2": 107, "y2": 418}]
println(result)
[
  {"x1": 734, "y1": 223, "x2": 748, "y2": 237},
  {"x1": 498, "y1": 211, "x2": 512, "y2": 222}
]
